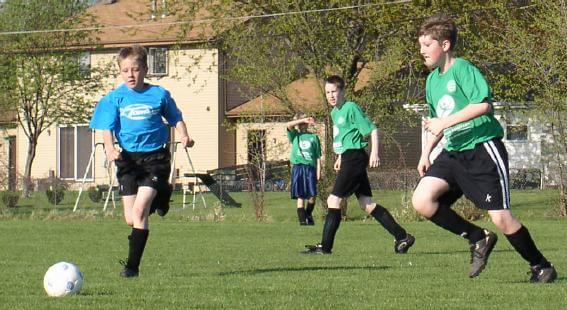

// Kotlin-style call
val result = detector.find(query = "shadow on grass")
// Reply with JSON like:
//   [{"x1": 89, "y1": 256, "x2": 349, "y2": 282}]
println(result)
[
  {"x1": 79, "y1": 289, "x2": 115, "y2": 297},
  {"x1": 416, "y1": 249, "x2": 515, "y2": 255},
  {"x1": 218, "y1": 265, "x2": 389, "y2": 276}
]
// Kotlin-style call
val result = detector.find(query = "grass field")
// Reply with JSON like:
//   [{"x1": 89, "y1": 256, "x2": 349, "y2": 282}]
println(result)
[{"x1": 1, "y1": 190, "x2": 566, "y2": 309}]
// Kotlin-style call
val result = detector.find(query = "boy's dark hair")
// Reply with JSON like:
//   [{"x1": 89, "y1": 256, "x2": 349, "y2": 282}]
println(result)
[
  {"x1": 325, "y1": 75, "x2": 345, "y2": 90},
  {"x1": 117, "y1": 44, "x2": 148, "y2": 68},
  {"x1": 293, "y1": 111, "x2": 307, "y2": 120},
  {"x1": 419, "y1": 14, "x2": 457, "y2": 51}
]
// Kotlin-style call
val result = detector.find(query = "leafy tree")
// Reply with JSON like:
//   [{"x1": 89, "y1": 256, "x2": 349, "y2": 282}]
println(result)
[
  {"x1": 175, "y1": 0, "x2": 432, "y2": 214},
  {"x1": 493, "y1": 0, "x2": 567, "y2": 213},
  {"x1": 174, "y1": 1, "x2": 564, "y2": 215},
  {"x1": 0, "y1": 0, "x2": 106, "y2": 196}
]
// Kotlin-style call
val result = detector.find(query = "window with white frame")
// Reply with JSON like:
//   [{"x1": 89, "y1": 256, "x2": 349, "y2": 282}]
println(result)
[
  {"x1": 78, "y1": 51, "x2": 91, "y2": 77},
  {"x1": 58, "y1": 125, "x2": 94, "y2": 180},
  {"x1": 148, "y1": 47, "x2": 168, "y2": 76},
  {"x1": 506, "y1": 124, "x2": 528, "y2": 141}
]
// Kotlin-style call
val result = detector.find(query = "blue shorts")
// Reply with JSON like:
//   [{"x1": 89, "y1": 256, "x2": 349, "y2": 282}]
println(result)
[{"x1": 290, "y1": 164, "x2": 317, "y2": 199}]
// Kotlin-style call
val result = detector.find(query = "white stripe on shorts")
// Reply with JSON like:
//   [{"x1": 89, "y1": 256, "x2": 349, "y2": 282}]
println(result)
[{"x1": 482, "y1": 140, "x2": 510, "y2": 209}]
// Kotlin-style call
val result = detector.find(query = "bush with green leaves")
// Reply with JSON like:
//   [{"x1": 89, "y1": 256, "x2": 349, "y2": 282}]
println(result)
[
  {"x1": 1, "y1": 191, "x2": 19, "y2": 208},
  {"x1": 87, "y1": 186, "x2": 102, "y2": 203},
  {"x1": 46, "y1": 186, "x2": 65, "y2": 205},
  {"x1": 454, "y1": 198, "x2": 485, "y2": 221}
]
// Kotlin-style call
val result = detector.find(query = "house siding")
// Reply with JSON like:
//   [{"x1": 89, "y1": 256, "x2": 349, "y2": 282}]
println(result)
[
  {"x1": 235, "y1": 122, "x2": 327, "y2": 165},
  {"x1": 14, "y1": 47, "x2": 221, "y2": 188}
]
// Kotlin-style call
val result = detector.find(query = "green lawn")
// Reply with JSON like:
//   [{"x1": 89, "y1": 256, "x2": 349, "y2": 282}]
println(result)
[{"x1": 0, "y1": 190, "x2": 566, "y2": 309}]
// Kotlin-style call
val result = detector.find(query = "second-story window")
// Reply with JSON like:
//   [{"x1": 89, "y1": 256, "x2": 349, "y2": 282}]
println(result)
[{"x1": 148, "y1": 47, "x2": 168, "y2": 76}]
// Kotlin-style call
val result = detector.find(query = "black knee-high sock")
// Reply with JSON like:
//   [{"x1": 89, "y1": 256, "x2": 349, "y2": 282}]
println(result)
[
  {"x1": 297, "y1": 208, "x2": 307, "y2": 224},
  {"x1": 127, "y1": 228, "x2": 149, "y2": 271},
  {"x1": 371, "y1": 204, "x2": 407, "y2": 240},
  {"x1": 321, "y1": 209, "x2": 342, "y2": 252},
  {"x1": 428, "y1": 206, "x2": 484, "y2": 243},
  {"x1": 306, "y1": 202, "x2": 315, "y2": 216},
  {"x1": 505, "y1": 225, "x2": 547, "y2": 266}
]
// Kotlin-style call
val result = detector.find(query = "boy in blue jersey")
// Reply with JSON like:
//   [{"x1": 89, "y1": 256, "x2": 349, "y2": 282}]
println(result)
[
  {"x1": 90, "y1": 44, "x2": 194, "y2": 278},
  {"x1": 412, "y1": 15, "x2": 556, "y2": 282}
]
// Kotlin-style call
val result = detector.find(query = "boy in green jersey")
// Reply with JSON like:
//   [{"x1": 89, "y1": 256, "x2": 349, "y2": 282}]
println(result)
[
  {"x1": 412, "y1": 14, "x2": 556, "y2": 282},
  {"x1": 303, "y1": 75, "x2": 414, "y2": 254},
  {"x1": 286, "y1": 112, "x2": 321, "y2": 225}
]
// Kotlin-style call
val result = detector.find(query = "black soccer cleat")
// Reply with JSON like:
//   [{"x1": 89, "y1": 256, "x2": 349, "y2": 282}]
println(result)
[
  {"x1": 119, "y1": 260, "x2": 139, "y2": 278},
  {"x1": 529, "y1": 263, "x2": 557, "y2": 283},
  {"x1": 469, "y1": 229, "x2": 498, "y2": 278},
  {"x1": 301, "y1": 243, "x2": 331, "y2": 255},
  {"x1": 394, "y1": 234, "x2": 415, "y2": 254},
  {"x1": 306, "y1": 215, "x2": 315, "y2": 226}
]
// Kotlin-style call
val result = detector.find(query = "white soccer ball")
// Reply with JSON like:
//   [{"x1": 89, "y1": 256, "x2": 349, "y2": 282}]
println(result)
[{"x1": 43, "y1": 262, "x2": 84, "y2": 297}]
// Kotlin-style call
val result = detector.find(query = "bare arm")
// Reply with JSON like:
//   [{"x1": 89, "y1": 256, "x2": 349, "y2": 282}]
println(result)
[
  {"x1": 285, "y1": 117, "x2": 315, "y2": 130},
  {"x1": 417, "y1": 131, "x2": 444, "y2": 177},
  {"x1": 425, "y1": 102, "x2": 492, "y2": 136},
  {"x1": 175, "y1": 120, "x2": 194, "y2": 148},
  {"x1": 368, "y1": 128, "x2": 380, "y2": 168},
  {"x1": 334, "y1": 154, "x2": 342, "y2": 172},
  {"x1": 102, "y1": 130, "x2": 121, "y2": 161},
  {"x1": 316, "y1": 158, "x2": 321, "y2": 181}
]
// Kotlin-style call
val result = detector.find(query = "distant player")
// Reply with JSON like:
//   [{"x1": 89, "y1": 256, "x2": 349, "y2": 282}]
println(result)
[
  {"x1": 303, "y1": 75, "x2": 415, "y2": 254},
  {"x1": 286, "y1": 112, "x2": 321, "y2": 225},
  {"x1": 412, "y1": 14, "x2": 556, "y2": 282},
  {"x1": 90, "y1": 44, "x2": 194, "y2": 278}
]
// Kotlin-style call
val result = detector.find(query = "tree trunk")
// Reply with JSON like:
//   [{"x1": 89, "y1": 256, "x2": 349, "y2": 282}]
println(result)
[{"x1": 22, "y1": 138, "x2": 38, "y2": 198}]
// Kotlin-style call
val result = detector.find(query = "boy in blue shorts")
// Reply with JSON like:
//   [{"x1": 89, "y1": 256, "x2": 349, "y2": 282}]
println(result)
[
  {"x1": 412, "y1": 14, "x2": 556, "y2": 282},
  {"x1": 303, "y1": 75, "x2": 415, "y2": 254},
  {"x1": 90, "y1": 44, "x2": 194, "y2": 278},
  {"x1": 286, "y1": 112, "x2": 321, "y2": 225}
]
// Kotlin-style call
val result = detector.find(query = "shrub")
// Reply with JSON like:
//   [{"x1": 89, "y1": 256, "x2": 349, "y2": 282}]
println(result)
[
  {"x1": 88, "y1": 186, "x2": 102, "y2": 203},
  {"x1": 1, "y1": 191, "x2": 19, "y2": 208},
  {"x1": 46, "y1": 186, "x2": 65, "y2": 205},
  {"x1": 454, "y1": 198, "x2": 486, "y2": 221}
]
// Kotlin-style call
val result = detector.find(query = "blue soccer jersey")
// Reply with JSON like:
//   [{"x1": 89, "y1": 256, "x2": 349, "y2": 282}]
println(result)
[{"x1": 90, "y1": 83, "x2": 183, "y2": 152}]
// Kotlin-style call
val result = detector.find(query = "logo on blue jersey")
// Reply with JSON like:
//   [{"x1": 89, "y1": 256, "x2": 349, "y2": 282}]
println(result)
[{"x1": 119, "y1": 104, "x2": 160, "y2": 120}]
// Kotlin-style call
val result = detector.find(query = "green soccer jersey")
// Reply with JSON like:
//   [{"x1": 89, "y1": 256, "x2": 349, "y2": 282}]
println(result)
[
  {"x1": 331, "y1": 101, "x2": 377, "y2": 154},
  {"x1": 426, "y1": 58, "x2": 504, "y2": 151},
  {"x1": 287, "y1": 130, "x2": 321, "y2": 167}
]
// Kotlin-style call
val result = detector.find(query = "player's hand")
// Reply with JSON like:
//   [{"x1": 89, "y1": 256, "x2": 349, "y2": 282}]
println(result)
[
  {"x1": 105, "y1": 147, "x2": 121, "y2": 162},
  {"x1": 181, "y1": 136, "x2": 195, "y2": 148},
  {"x1": 417, "y1": 156, "x2": 431, "y2": 177},
  {"x1": 333, "y1": 156, "x2": 341, "y2": 172},
  {"x1": 424, "y1": 117, "x2": 446, "y2": 137},
  {"x1": 369, "y1": 151, "x2": 380, "y2": 168}
]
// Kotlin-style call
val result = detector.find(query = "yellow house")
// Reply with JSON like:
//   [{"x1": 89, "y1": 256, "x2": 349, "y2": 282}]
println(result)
[
  {"x1": 5, "y1": 0, "x2": 237, "y2": 190},
  {"x1": 227, "y1": 76, "x2": 328, "y2": 166}
]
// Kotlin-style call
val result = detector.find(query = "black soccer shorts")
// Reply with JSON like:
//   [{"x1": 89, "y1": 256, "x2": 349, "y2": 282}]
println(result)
[
  {"x1": 331, "y1": 149, "x2": 373, "y2": 198},
  {"x1": 114, "y1": 148, "x2": 171, "y2": 196},
  {"x1": 425, "y1": 138, "x2": 510, "y2": 210}
]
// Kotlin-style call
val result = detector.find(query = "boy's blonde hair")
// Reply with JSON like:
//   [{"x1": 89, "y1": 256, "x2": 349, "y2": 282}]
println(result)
[
  {"x1": 419, "y1": 14, "x2": 457, "y2": 51},
  {"x1": 117, "y1": 44, "x2": 148, "y2": 68}
]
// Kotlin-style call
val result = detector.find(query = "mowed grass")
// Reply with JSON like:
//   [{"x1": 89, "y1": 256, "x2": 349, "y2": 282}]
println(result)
[{"x1": 0, "y1": 190, "x2": 566, "y2": 309}]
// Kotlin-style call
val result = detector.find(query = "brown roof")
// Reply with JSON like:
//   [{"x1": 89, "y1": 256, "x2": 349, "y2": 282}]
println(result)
[
  {"x1": 225, "y1": 76, "x2": 326, "y2": 117},
  {"x1": 0, "y1": 110, "x2": 17, "y2": 124},
  {"x1": 226, "y1": 66, "x2": 374, "y2": 118},
  {"x1": 82, "y1": 0, "x2": 215, "y2": 48}
]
